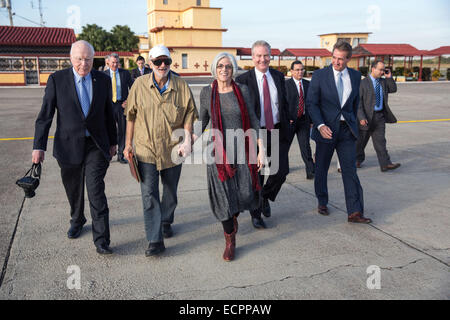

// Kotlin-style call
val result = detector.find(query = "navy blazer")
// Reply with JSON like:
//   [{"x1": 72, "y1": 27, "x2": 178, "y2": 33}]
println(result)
[
  {"x1": 33, "y1": 68, "x2": 117, "y2": 165},
  {"x1": 285, "y1": 78, "x2": 311, "y2": 123},
  {"x1": 131, "y1": 67, "x2": 152, "y2": 81},
  {"x1": 105, "y1": 68, "x2": 133, "y2": 102},
  {"x1": 306, "y1": 65, "x2": 361, "y2": 143}
]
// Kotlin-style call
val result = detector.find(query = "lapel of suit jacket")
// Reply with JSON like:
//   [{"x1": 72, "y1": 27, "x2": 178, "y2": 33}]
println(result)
[
  {"x1": 302, "y1": 79, "x2": 309, "y2": 100},
  {"x1": 269, "y1": 68, "x2": 282, "y2": 108},
  {"x1": 327, "y1": 65, "x2": 341, "y2": 108},
  {"x1": 249, "y1": 69, "x2": 261, "y2": 117},
  {"x1": 289, "y1": 78, "x2": 299, "y2": 100},
  {"x1": 87, "y1": 70, "x2": 98, "y2": 118},
  {"x1": 347, "y1": 68, "x2": 357, "y2": 105},
  {"x1": 68, "y1": 68, "x2": 87, "y2": 120}
]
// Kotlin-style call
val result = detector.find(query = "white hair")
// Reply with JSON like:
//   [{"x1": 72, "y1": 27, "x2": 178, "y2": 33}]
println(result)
[
  {"x1": 211, "y1": 52, "x2": 239, "y2": 79},
  {"x1": 251, "y1": 40, "x2": 271, "y2": 56},
  {"x1": 70, "y1": 40, "x2": 95, "y2": 57}
]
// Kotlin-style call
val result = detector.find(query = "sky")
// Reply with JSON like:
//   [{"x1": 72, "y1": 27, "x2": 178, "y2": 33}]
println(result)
[{"x1": 1, "y1": 0, "x2": 449, "y2": 50}]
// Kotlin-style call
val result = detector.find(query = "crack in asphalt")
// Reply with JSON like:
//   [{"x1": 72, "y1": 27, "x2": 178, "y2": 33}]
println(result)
[
  {"x1": 149, "y1": 258, "x2": 429, "y2": 299},
  {"x1": 286, "y1": 182, "x2": 450, "y2": 269}
]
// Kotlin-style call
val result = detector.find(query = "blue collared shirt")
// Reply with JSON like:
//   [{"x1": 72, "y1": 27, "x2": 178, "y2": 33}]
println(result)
[
  {"x1": 152, "y1": 72, "x2": 170, "y2": 95},
  {"x1": 109, "y1": 68, "x2": 122, "y2": 101},
  {"x1": 72, "y1": 68, "x2": 93, "y2": 136},
  {"x1": 370, "y1": 74, "x2": 384, "y2": 111}
]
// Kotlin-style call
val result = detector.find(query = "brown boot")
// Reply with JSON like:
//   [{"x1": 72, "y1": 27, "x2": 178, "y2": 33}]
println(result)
[{"x1": 223, "y1": 231, "x2": 236, "y2": 262}]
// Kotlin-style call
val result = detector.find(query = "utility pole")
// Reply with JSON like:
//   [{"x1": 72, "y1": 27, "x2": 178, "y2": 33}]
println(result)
[
  {"x1": 38, "y1": 0, "x2": 45, "y2": 26},
  {"x1": 7, "y1": 0, "x2": 13, "y2": 26}
]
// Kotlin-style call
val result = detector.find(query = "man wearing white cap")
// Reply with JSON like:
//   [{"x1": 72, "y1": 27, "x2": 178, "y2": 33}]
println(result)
[{"x1": 124, "y1": 45, "x2": 198, "y2": 257}]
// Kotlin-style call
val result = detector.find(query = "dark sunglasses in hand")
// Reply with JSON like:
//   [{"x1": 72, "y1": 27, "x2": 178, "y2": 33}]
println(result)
[{"x1": 152, "y1": 58, "x2": 172, "y2": 66}]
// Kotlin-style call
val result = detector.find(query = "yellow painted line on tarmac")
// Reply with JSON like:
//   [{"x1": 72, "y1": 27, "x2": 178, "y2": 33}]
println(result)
[
  {"x1": 397, "y1": 119, "x2": 450, "y2": 123},
  {"x1": 0, "y1": 136, "x2": 53, "y2": 141}
]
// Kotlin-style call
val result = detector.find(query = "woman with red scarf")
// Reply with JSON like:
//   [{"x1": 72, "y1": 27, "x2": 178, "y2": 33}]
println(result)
[{"x1": 198, "y1": 53, "x2": 265, "y2": 261}]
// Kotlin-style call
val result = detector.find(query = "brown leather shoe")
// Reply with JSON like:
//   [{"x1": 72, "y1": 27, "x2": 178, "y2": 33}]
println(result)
[
  {"x1": 223, "y1": 231, "x2": 236, "y2": 262},
  {"x1": 318, "y1": 205, "x2": 329, "y2": 216},
  {"x1": 381, "y1": 163, "x2": 401, "y2": 172},
  {"x1": 348, "y1": 212, "x2": 372, "y2": 224}
]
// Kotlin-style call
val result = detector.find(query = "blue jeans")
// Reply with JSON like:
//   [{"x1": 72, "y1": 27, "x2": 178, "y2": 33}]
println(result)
[{"x1": 138, "y1": 162, "x2": 182, "y2": 243}]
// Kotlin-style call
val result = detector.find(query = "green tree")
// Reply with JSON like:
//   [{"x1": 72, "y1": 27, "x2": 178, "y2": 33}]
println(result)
[
  {"x1": 110, "y1": 25, "x2": 139, "y2": 52},
  {"x1": 77, "y1": 24, "x2": 110, "y2": 51}
]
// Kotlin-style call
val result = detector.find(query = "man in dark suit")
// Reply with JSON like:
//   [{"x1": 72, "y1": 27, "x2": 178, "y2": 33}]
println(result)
[
  {"x1": 32, "y1": 40, "x2": 118, "y2": 254},
  {"x1": 236, "y1": 40, "x2": 290, "y2": 229},
  {"x1": 307, "y1": 40, "x2": 371, "y2": 224},
  {"x1": 131, "y1": 55, "x2": 152, "y2": 81},
  {"x1": 357, "y1": 60, "x2": 400, "y2": 172},
  {"x1": 105, "y1": 53, "x2": 133, "y2": 164},
  {"x1": 285, "y1": 60, "x2": 315, "y2": 180}
]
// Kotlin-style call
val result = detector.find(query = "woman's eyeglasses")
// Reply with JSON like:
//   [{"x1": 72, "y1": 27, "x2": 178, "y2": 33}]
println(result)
[{"x1": 217, "y1": 64, "x2": 233, "y2": 70}]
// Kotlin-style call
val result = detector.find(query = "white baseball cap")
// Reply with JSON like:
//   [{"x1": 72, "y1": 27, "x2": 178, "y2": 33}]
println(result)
[{"x1": 149, "y1": 45, "x2": 171, "y2": 59}]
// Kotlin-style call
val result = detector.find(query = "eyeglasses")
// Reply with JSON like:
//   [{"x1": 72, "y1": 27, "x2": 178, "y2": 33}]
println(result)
[
  {"x1": 152, "y1": 58, "x2": 172, "y2": 66},
  {"x1": 73, "y1": 57, "x2": 93, "y2": 63},
  {"x1": 217, "y1": 64, "x2": 233, "y2": 70}
]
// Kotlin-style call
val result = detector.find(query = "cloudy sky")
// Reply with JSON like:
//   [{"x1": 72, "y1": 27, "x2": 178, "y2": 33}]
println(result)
[{"x1": 1, "y1": 0, "x2": 448, "y2": 50}]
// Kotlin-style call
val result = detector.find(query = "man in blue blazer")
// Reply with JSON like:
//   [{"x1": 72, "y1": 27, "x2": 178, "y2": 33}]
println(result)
[
  {"x1": 306, "y1": 41, "x2": 371, "y2": 223},
  {"x1": 32, "y1": 40, "x2": 118, "y2": 254}
]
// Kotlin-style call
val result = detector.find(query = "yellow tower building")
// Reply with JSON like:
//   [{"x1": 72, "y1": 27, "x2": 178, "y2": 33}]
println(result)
[{"x1": 147, "y1": 0, "x2": 237, "y2": 75}]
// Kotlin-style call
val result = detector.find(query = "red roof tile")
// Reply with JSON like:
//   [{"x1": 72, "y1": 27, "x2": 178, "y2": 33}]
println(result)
[
  {"x1": 281, "y1": 48, "x2": 331, "y2": 57},
  {"x1": 355, "y1": 44, "x2": 423, "y2": 56},
  {"x1": 426, "y1": 46, "x2": 450, "y2": 56},
  {"x1": 0, "y1": 26, "x2": 76, "y2": 47}
]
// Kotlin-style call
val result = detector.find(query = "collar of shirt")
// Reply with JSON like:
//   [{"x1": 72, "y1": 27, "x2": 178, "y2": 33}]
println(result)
[
  {"x1": 72, "y1": 67, "x2": 92, "y2": 84},
  {"x1": 254, "y1": 68, "x2": 272, "y2": 83},
  {"x1": 332, "y1": 67, "x2": 349, "y2": 80},
  {"x1": 151, "y1": 72, "x2": 171, "y2": 94},
  {"x1": 109, "y1": 68, "x2": 119, "y2": 77}
]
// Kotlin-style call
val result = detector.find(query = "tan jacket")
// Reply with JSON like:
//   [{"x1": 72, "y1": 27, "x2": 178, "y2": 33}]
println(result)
[{"x1": 125, "y1": 74, "x2": 198, "y2": 170}]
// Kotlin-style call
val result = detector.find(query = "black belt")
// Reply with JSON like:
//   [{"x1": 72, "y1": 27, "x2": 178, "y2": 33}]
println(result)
[{"x1": 261, "y1": 122, "x2": 281, "y2": 130}]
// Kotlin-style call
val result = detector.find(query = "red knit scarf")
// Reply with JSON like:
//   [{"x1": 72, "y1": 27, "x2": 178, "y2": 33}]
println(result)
[{"x1": 210, "y1": 79, "x2": 261, "y2": 191}]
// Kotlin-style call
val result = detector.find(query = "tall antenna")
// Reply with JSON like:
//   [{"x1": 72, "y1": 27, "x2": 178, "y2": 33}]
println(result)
[
  {"x1": 38, "y1": 0, "x2": 44, "y2": 26},
  {"x1": 7, "y1": 0, "x2": 13, "y2": 26}
]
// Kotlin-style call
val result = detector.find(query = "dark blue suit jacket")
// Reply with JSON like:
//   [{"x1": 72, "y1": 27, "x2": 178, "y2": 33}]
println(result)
[
  {"x1": 34, "y1": 68, "x2": 117, "y2": 165},
  {"x1": 306, "y1": 65, "x2": 361, "y2": 144}
]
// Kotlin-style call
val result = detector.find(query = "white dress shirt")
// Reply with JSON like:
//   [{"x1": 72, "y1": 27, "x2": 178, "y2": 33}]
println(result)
[
  {"x1": 254, "y1": 68, "x2": 280, "y2": 127},
  {"x1": 292, "y1": 77, "x2": 305, "y2": 115}
]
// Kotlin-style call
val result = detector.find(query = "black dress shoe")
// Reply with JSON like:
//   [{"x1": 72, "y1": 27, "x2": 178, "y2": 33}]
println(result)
[
  {"x1": 67, "y1": 225, "x2": 83, "y2": 239},
  {"x1": 145, "y1": 242, "x2": 165, "y2": 257},
  {"x1": 162, "y1": 224, "x2": 173, "y2": 238},
  {"x1": 251, "y1": 217, "x2": 267, "y2": 229},
  {"x1": 262, "y1": 198, "x2": 271, "y2": 218},
  {"x1": 306, "y1": 173, "x2": 315, "y2": 180},
  {"x1": 118, "y1": 157, "x2": 128, "y2": 164},
  {"x1": 96, "y1": 244, "x2": 113, "y2": 255}
]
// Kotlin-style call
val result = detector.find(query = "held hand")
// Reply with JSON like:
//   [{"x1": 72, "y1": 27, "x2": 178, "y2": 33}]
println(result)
[
  {"x1": 257, "y1": 150, "x2": 265, "y2": 172},
  {"x1": 123, "y1": 144, "x2": 133, "y2": 161},
  {"x1": 360, "y1": 119, "x2": 368, "y2": 126},
  {"x1": 319, "y1": 125, "x2": 333, "y2": 139},
  {"x1": 178, "y1": 142, "x2": 191, "y2": 158},
  {"x1": 32, "y1": 150, "x2": 44, "y2": 164},
  {"x1": 191, "y1": 133, "x2": 199, "y2": 145},
  {"x1": 385, "y1": 70, "x2": 392, "y2": 78},
  {"x1": 122, "y1": 100, "x2": 127, "y2": 109},
  {"x1": 109, "y1": 145, "x2": 117, "y2": 158}
]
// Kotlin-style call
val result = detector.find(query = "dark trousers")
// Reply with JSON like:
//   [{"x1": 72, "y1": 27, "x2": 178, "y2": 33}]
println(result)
[
  {"x1": 356, "y1": 112, "x2": 391, "y2": 168},
  {"x1": 138, "y1": 162, "x2": 182, "y2": 243},
  {"x1": 113, "y1": 101, "x2": 126, "y2": 157},
  {"x1": 287, "y1": 116, "x2": 315, "y2": 176},
  {"x1": 250, "y1": 123, "x2": 289, "y2": 218},
  {"x1": 58, "y1": 137, "x2": 110, "y2": 247},
  {"x1": 314, "y1": 122, "x2": 364, "y2": 215}
]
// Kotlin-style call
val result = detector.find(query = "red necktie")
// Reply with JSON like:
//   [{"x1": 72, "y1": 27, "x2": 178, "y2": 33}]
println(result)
[
  {"x1": 298, "y1": 81, "x2": 304, "y2": 118},
  {"x1": 263, "y1": 74, "x2": 274, "y2": 130}
]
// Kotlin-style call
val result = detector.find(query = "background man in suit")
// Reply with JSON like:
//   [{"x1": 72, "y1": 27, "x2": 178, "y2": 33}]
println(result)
[
  {"x1": 106, "y1": 53, "x2": 133, "y2": 164},
  {"x1": 236, "y1": 40, "x2": 290, "y2": 229},
  {"x1": 32, "y1": 40, "x2": 118, "y2": 254},
  {"x1": 131, "y1": 55, "x2": 152, "y2": 81},
  {"x1": 285, "y1": 60, "x2": 315, "y2": 180},
  {"x1": 307, "y1": 40, "x2": 371, "y2": 224},
  {"x1": 357, "y1": 60, "x2": 400, "y2": 172}
]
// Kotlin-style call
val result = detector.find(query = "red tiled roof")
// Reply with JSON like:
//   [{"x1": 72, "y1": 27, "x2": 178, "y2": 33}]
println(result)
[
  {"x1": 426, "y1": 46, "x2": 450, "y2": 56},
  {"x1": 0, "y1": 26, "x2": 76, "y2": 47},
  {"x1": 236, "y1": 48, "x2": 281, "y2": 56},
  {"x1": 281, "y1": 48, "x2": 331, "y2": 57},
  {"x1": 95, "y1": 51, "x2": 135, "y2": 57},
  {"x1": 355, "y1": 44, "x2": 423, "y2": 56}
]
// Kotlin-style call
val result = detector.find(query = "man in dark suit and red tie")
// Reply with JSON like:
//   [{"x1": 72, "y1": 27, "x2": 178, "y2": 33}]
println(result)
[
  {"x1": 131, "y1": 55, "x2": 152, "y2": 81},
  {"x1": 32, "y1": 40, "x2": 118, "y2": 254},
  {"x1": 285, "y1": 60, "x2": 315, "y2": 180},
  {"x1": 356, "y1": 60, "x2": 400, "y2": 172},
  {"x1": 306, "y1": 40, "x2": 372, "y2": 224},
  {"x1": 105, "y1": 53, "x2": 134, "y2": 164},
  {"x1": 236, "y1": 40, "x2": 290, "y2": 229}
]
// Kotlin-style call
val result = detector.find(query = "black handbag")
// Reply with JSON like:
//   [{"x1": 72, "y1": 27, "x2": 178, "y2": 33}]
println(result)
[{"x1": 16, "y1": 163, "x2": 41, "y2": 198}]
